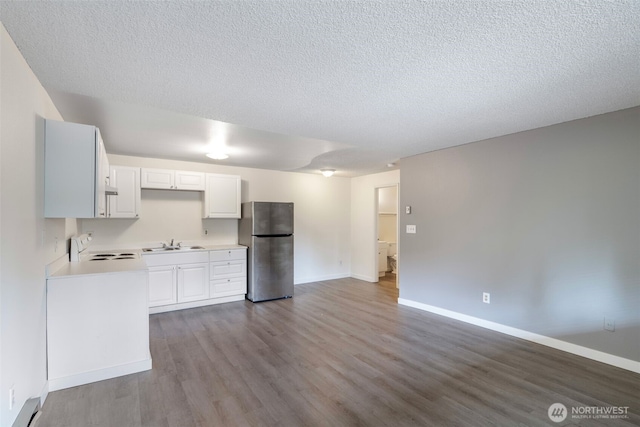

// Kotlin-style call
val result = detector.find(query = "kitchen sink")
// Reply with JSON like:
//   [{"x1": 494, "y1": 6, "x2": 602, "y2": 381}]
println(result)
[{"x1": 142, "y1": 246, "x2": 205, "y2": 252}]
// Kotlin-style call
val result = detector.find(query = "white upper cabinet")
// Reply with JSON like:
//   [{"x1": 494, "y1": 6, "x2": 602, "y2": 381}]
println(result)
[
  {"x1": 141, "y1": 168, "x2": 205, "y2": 191},
  {"x1": 140, "y1": 168, "x2": 173, "y2": 189},
  {"x1": 44, "y1": 119, "x2": 110, "y2": 218},
  {"x1": 108, "y1": 166, "x2": 140, "y2": 218},
  {"x1": 175, "y1": 171, "x2": 206, "y2": 191},
  {"x1": 203, "y1": 174, "x2": 241, "y2": 219}
]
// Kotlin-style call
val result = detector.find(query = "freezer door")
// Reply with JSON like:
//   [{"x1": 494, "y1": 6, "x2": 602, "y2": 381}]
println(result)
[
  {"x1": 251, "y1": 202, "x2": 294, "y2": 236},
  {"x1": 248, "y1": 235, "x2": 294, "y2": 302}
]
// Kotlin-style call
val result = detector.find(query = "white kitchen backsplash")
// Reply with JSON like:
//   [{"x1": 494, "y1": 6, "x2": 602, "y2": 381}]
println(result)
[{"x1": 81, "y1": 189, "x2": 238, "y2": 249}]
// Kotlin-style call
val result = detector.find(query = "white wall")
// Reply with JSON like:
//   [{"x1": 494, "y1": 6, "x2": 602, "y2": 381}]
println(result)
[
  {"x1": 83, "y1": 154, "x2": 352, "y2": 284},
  {"x1": 378, "y1": 186, "x2": 397, "y2": 214},
  {"x1": 350, "y1": 170, "x2": 400, "y2": 282},
  {"x1": 0, "y1": 25, "x2": 76, "y2": 426},
  {"x1": 377, "y1": 186, "x2": 398, "y2": 244},
  {"x1": 378, "y1": 214, "x2": 397, "y2": 244}
]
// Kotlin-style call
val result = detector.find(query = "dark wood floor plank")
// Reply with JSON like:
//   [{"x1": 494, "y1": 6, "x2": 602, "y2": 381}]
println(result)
[{"x1": 37, "y1": 275, "x2": 639, "y2": 426}]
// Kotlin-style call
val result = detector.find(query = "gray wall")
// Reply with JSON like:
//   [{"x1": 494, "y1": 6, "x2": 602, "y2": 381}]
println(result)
[{"x1": 399, "y1": 107, "x2": 639, "y2": 361}]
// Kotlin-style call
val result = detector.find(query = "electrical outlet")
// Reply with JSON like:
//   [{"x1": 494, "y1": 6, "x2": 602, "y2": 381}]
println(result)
[
  {"x1": 9, "y1": 387, "x2": 15, "y2": 410},
  {"x1": 406, "y1": 225, "x2": 417, "y2": 234},
  {"x1": 86, "y1": 231, "x2": 93, "y2": 237},
  {"x1": 203, "y1": 229, "x2": 209, "y2": 236},
  {"x1": 483, "y1": 292, "x2": 490, "y2": 304},
  {"x1": 604, "y1": 317, "x2": 615, "y2": 332}
]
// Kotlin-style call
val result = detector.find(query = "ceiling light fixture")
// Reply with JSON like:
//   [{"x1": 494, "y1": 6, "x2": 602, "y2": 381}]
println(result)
[
  {"x1": 321, "y1": 169, "x2": 335, "y2": 177},
  {"x1": 206, "y1": 151, "x2": 229, "y2": 160}
]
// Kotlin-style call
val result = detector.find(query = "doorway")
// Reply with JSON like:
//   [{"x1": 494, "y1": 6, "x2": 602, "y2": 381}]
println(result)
[{"x1": 375, "y1": 185, "x2": 399, "y2": 288}]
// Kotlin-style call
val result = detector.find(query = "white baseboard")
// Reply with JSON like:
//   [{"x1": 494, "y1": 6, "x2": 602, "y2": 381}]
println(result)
[
  {"x1": 150, "y1": 294, "x2": 245, "y2": 314},
  {"x1": 397, "y1": 298, "x2": 640, "y2": 374},
  {"x1": 350, "y1": 273, "x2": 377, "y2": 283},
  {"x1": 48, "y1": 356, "x2": 152, "y2": 391},
  {"x1": 295, "y1": 273, "x2": 350, "y2": 285}
]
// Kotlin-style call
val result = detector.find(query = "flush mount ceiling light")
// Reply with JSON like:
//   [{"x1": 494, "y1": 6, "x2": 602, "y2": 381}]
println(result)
[
  {"x1": 321, "y1": 169, "x2": 335, "y2": 177},
  {"x1": 206, "y1": 151, "x2": 229, "y2": 160}
]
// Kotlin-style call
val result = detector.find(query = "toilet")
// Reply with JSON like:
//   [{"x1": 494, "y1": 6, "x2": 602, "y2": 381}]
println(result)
[
  {"x1": 377, "y1": 241, "x2": 389, "y2": 277},
  {"x1": 387, "y1": 242, "x2": 397, "y2": 274}
]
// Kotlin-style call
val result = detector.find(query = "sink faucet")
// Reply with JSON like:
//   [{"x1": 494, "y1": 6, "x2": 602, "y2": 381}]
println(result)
[{"x1": 161, "y1": 239, "x2": 176, "y2": 248}]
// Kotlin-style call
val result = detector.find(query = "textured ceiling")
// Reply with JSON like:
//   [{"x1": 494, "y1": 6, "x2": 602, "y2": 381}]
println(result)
[{"x1": 1, "y1": 1, "x2": 639, "y2": 176}]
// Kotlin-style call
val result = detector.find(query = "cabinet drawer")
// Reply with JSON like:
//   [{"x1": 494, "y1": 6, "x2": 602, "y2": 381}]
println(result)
[
  {"x1": 143, "y1": 251, "x2": 209, "y2": 267},
  {"x1": 209, "y1": 249, "x2": 246, "y2": 262},
  {"x1": 210, "y1": 277, "x2": 246, "y2": 298},
  {"x1": 210, "y1": 260, "x2": 246, "y2": 279}
]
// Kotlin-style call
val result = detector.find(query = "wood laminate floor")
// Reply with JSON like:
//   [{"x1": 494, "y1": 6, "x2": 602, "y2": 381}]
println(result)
[{"x1": 37, "y1": 276, "x2": 639, "y2": 426}]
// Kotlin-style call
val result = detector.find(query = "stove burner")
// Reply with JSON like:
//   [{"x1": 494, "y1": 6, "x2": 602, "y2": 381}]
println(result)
[{"x1": 86, "y1": 251, "x2": 139, "y2": 262}]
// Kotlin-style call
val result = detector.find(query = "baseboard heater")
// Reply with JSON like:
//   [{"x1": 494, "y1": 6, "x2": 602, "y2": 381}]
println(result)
[{"x1": 12, "y1": 397, "x2": 41, "y2": 427}]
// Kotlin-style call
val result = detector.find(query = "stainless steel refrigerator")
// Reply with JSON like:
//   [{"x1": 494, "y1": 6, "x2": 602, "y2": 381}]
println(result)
[{"x1": 239, "y1": 202, "x2": 294, "y2": 302}]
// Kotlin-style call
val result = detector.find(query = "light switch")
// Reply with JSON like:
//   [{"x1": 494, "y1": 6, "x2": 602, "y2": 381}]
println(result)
[
  {"x1": 406, "y1": 225, "x2": 416, "y2": 234},
  {"x1": 405, "y1": 206, "x2": 411, "y2": 214}
]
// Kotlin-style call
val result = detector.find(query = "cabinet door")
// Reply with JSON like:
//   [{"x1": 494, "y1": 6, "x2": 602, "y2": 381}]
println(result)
[
  {"x1": 44, "y1": 119, "x2": 100, "y2": 218},
  {"x1": 203, "y1": 174, "x2": 241, "y2": 218},
  {"x1": 177, "y1": 262, "x2": 209, "y2": 303},
  {"x1": 96, "y1": 131, "x2": 109, "y2": 218},
  {"x1": 108, "y1": 166, "x2": 140, "y2": 218},
  {"x1": 148, "y1": 266, "x2": 177, "y2": 307},
  {"x1": 141, "y1": 168, "x2": 174, "y2": 189},
  {"x1": 175, "y1": 171, "x2": 205, "y2": 191}
]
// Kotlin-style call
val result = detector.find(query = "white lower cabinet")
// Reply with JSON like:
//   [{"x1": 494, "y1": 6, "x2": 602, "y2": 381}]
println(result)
[
  {"x1": 148, "y1": 265, "x2": 177, "y2": 307},
  {"x1": 211, "y1": 276, "x2": 246, "y2": 298},
  {"x1": 210, "y1": 248, "x2": 247, "y2": 298},
  {"x1": 177, "y1": 263, "x2": 209, "y2": 302},
  {"x1": 46, "y1": 270, "x2": 151, "y2": 391},
  {"x1": 144, "y1": 247, "x2": 246, "y2": 313},
  {"x1": 144, "y1": 252, "x2": 209, "y2": 311}
]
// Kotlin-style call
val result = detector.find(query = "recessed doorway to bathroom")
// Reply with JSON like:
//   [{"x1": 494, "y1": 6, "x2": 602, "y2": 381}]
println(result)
[{"x1": 376, "y1": 185, "x2": 398, "y2": 288}]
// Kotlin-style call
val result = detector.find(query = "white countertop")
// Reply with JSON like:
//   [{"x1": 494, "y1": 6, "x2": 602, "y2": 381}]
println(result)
[
  {"x1": 48, "y1": 244, "x2": 246, "y2": 278},
  {"x1": 140, "y1": 244, "x2": 246, "y2": 255},
  {"x1": 48, "y1": 258, "x2": 148, "y2": 279}
]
